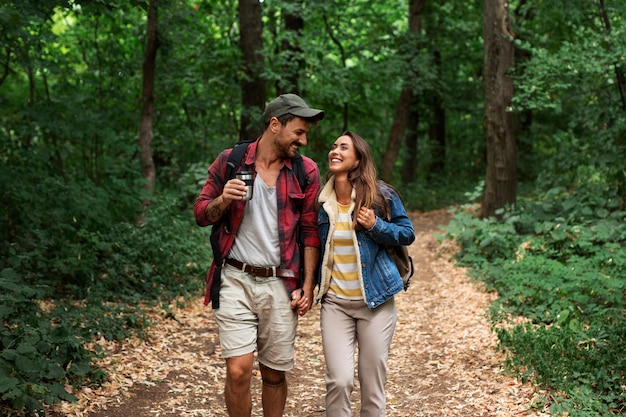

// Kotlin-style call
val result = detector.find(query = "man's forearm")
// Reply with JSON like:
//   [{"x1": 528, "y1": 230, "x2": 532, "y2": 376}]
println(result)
[
  {"x1": 302, "y1": 246, "x2": 320, "y2": 288},
  {"x1": 204, "y1": 195, "x2": 229, "y2": 223}
]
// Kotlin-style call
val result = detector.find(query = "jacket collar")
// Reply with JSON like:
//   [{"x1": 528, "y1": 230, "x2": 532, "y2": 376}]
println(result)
[{"x1": 318, "y1": 175, "x2": 356, "y2": 213}]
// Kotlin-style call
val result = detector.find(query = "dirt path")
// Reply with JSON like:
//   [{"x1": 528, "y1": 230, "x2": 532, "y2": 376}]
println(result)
[{"x1": 49, "y1": 209, "x2": 547, "y2": 417}]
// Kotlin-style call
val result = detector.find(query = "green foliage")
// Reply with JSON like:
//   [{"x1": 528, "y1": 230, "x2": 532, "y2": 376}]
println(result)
[
  {"x1": 0, "y1": 140, "x2": 206, "y2": 414},
  {"x1": 441, "y1": 207, "x2": 522, "y2": 269},
  {"x1": 1, "y1": 0, "x2": 625, "y2": 414},
  {"x1": 0, "y1": 174, "x2": 207, "y2": 413},
  {"x1": 0, "y1": 146, "x2": 206, "y2": 300},
  {"x1": 90, "y1": 193, "x2": 208, "y2": 302},
  {"x1": 444, "y1": 166, "x2": 626, "y2": 414},
  {"x1": 497, "y1": 321, "x2": 626, "y2": 417},
  {"x1": 398, "y1": 176, "x2": 478, "y2": 212},
  {"x1": 0, "y1": 269, "x2": 104, "y2": 415}
]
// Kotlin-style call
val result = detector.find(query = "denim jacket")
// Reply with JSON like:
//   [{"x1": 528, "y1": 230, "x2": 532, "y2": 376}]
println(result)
[{"x1": 315, "y1": 176, "x2": 416, "y2": 309}]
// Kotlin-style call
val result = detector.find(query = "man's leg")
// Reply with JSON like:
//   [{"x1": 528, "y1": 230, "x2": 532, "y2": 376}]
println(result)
[
  {"x1": 255, "y1": 274, "x2": 296, "y2": 417},
  {"x1": 225, "y1": 353, "x2": 255, "y2": 417},
  {"x1": 259, "y1": 362, "x2": 287, "y2": 417}
]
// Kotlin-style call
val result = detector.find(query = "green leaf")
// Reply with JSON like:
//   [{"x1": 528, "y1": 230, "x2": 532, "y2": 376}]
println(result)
[{"x1": 0, "y1": 376, "x2": 19, "y2": 392}]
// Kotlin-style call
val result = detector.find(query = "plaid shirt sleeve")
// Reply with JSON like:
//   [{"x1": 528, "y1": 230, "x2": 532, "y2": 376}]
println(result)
[
  {"x1": 193, "y1": 150, "x2": 230, "y2": 227},
  {"x1": 276, "y1": 155, "x2": 321, "y2": 293}
]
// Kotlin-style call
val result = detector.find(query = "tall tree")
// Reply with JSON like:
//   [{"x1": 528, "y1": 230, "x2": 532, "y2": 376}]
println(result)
[
  {"x1": 598, "y1": 0, "x2": 626, "y2": 110},
  {"x1": 427, "y1": 49, "x2": 446, "y2": 178},
  {"x1": 322, "y1": 11, "x2": 349, "y2": 132},
  {"x1": 382, "y1": 0, "x2": 424, "y2": 181},
  {"x1": 480, "y1": 0, "x2": 516, "y2": 218},
  {"x1": 138, "y1": 0, "x2": 159, "y2": 216},
  {"x1": 277, "y1": 0, "x2": 304, "y2": 95},
  {"x1": 400, "y1": 96, "x2": 419, "y2": 184},
  {"x1": 239, "y1": 0, "x2": 266, "y2": 140}
]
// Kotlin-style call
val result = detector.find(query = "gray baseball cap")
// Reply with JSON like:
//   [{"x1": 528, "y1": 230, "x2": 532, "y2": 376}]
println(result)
[{"x1": 262, "y1": 93, "x2": 325, "y2": 124}]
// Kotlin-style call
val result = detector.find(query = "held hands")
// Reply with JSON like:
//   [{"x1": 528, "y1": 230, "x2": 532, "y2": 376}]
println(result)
[
  {"x1": 291, "y1": 284, "x2": 314, "y2": 316},
  {"x1": 356, "y1": 206, "x2": 376, "y2": 230}
]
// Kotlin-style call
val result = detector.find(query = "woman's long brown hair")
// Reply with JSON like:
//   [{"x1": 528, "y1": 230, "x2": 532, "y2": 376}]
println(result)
[{"x1": 341, "y1": 131, "x2": 389, "y2": 228}]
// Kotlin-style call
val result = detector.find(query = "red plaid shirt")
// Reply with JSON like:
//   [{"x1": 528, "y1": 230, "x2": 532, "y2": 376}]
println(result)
[{"x1": 194, "y1": 139, "x2": 321, "y2": 306}]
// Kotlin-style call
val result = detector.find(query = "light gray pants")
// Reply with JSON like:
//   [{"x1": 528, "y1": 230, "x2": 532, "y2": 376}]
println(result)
[{"x1": 320, "y1": 293, "x2": 397, "y2": 417}]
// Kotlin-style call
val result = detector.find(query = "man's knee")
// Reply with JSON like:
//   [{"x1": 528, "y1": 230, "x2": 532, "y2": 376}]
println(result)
[
  {"x1": 226, "y1": 356, "x2": 254, "y2": 385},
  {"x1": 259, "y1": 363, "x2": 286, "y2": 388},
  {"x1": 262, "y1": 375, "x2": 286, "y2": 388}
]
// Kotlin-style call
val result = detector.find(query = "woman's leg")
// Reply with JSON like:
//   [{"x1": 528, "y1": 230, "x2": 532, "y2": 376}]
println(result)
[
  {"x1": 321, "y1": 294, "x2": 357, "y2": 417},
  {"x1": 356, "y1": 298, "x2": 397, "y2": 417}
]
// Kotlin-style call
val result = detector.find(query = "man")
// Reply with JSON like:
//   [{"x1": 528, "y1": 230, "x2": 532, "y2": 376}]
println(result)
[{"x1": 193, "y1": 93, "x2": 324, "y2": 417}]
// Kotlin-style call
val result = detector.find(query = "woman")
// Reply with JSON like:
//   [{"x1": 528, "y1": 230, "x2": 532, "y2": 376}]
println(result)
[{"x1": 315, "y1": 131, "x2": 416, "y2": 416}]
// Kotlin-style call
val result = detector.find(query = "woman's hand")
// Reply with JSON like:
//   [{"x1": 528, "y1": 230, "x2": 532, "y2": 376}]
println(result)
[
  {"x1": 356, "y1": 206, "x2": 376, "y2": 230},
  {"x1": 291, "y1": 284, "x2": 314, "y2": 316}
]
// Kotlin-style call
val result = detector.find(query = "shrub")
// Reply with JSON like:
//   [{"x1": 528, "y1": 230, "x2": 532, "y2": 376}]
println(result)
[
  {"x1": 443, "y1": 173, "x2": 626, "y2": 415},
  {"x1": 0, "y1": 269, "x2": 104, "y2": 415}
]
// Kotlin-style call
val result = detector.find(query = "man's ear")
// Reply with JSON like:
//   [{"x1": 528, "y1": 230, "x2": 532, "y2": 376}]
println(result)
[{"x1": 269, "y1": 117, "x2": 281, "y2": 133}]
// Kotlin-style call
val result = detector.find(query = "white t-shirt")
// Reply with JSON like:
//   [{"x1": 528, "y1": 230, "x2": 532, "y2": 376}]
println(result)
[{"x1": 229, "y1": 175, "x2": 280, "y2": 267}]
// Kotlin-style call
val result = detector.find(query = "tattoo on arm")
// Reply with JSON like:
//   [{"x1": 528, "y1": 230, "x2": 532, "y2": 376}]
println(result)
[{"x1": 205, "y1": 198, "x2": 224, "y2": 223}]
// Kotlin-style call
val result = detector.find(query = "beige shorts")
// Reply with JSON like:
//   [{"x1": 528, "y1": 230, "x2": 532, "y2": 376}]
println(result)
[{"x1": 214, "y1": 263, "x2": 298, "y2": 371}]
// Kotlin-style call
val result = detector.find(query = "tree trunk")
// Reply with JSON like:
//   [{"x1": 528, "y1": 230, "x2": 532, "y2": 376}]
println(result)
[
  {"x1": 428, "y1": 49, "x2": 446, "y2": 178},
  {"x1": 322, "y1": 12, "x2": 349, "y2": 131},
  {"x1": 401, "y1": 96, "x2": 419, "y2": 184},
  {"x1": 383, "y1": 88, "x2": 412, "y2": 181},
  {"x1": 598, "y1": 0, "x2": 626, "y2": 110},
  {"x1": 239, "y1": 0, "x2": 266, "y2": 140},
  {"x1": 512, "y1": 0, "x2": 536, "y2": 182},
  {"x1": 138, "y1": 0, "x2": 159, "y2": 219},
  {"x1": 277, "y1": 0, "x2": 303, "y2": 95},
  {"x1": 381, "y1": 0, "x2": 424, "y2": 181},
  {"x1": 480, "y1": 0, "x2": 516, "y2": 218}
]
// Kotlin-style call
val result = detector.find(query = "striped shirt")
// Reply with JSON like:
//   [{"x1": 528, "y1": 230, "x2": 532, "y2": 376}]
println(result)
[{"x1": 329, "y1": 203, "x2": 363, "y2": 300}]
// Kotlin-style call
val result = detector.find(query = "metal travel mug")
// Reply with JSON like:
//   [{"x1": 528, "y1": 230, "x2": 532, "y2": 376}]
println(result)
[{"x1": 236, "y1": 171, "x2": 254, "y2": 200}]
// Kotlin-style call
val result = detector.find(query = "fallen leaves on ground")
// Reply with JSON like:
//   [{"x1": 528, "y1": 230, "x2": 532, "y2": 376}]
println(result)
[{"x1": 36, "y1": 209, "x2": 551, "y2": 417}]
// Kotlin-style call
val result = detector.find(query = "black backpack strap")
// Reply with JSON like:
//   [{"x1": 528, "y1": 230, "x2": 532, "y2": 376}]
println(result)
[
  {"x1": 226, "y1": 139, "x2": 254, "y2": 180},
  {"x1": 291, "y1": 152, "x2": 307, "y2": 190}
]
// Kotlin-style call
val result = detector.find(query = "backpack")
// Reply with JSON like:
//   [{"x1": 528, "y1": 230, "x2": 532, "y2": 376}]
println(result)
[
  {"x1": 208, "y1": 140, "x2": 309, "y2": 308},
  {"x1": 387, "y1": 244, "x2": 414, "y2": 291},
  {"x1": 384, "y1": 193, "x2": 414, "y2": 291}
]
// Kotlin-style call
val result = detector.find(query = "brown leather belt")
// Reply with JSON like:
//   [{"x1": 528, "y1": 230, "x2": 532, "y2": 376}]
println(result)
[{"x1": 224, "y1": 258, "x2": 298, "y2": 279}]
